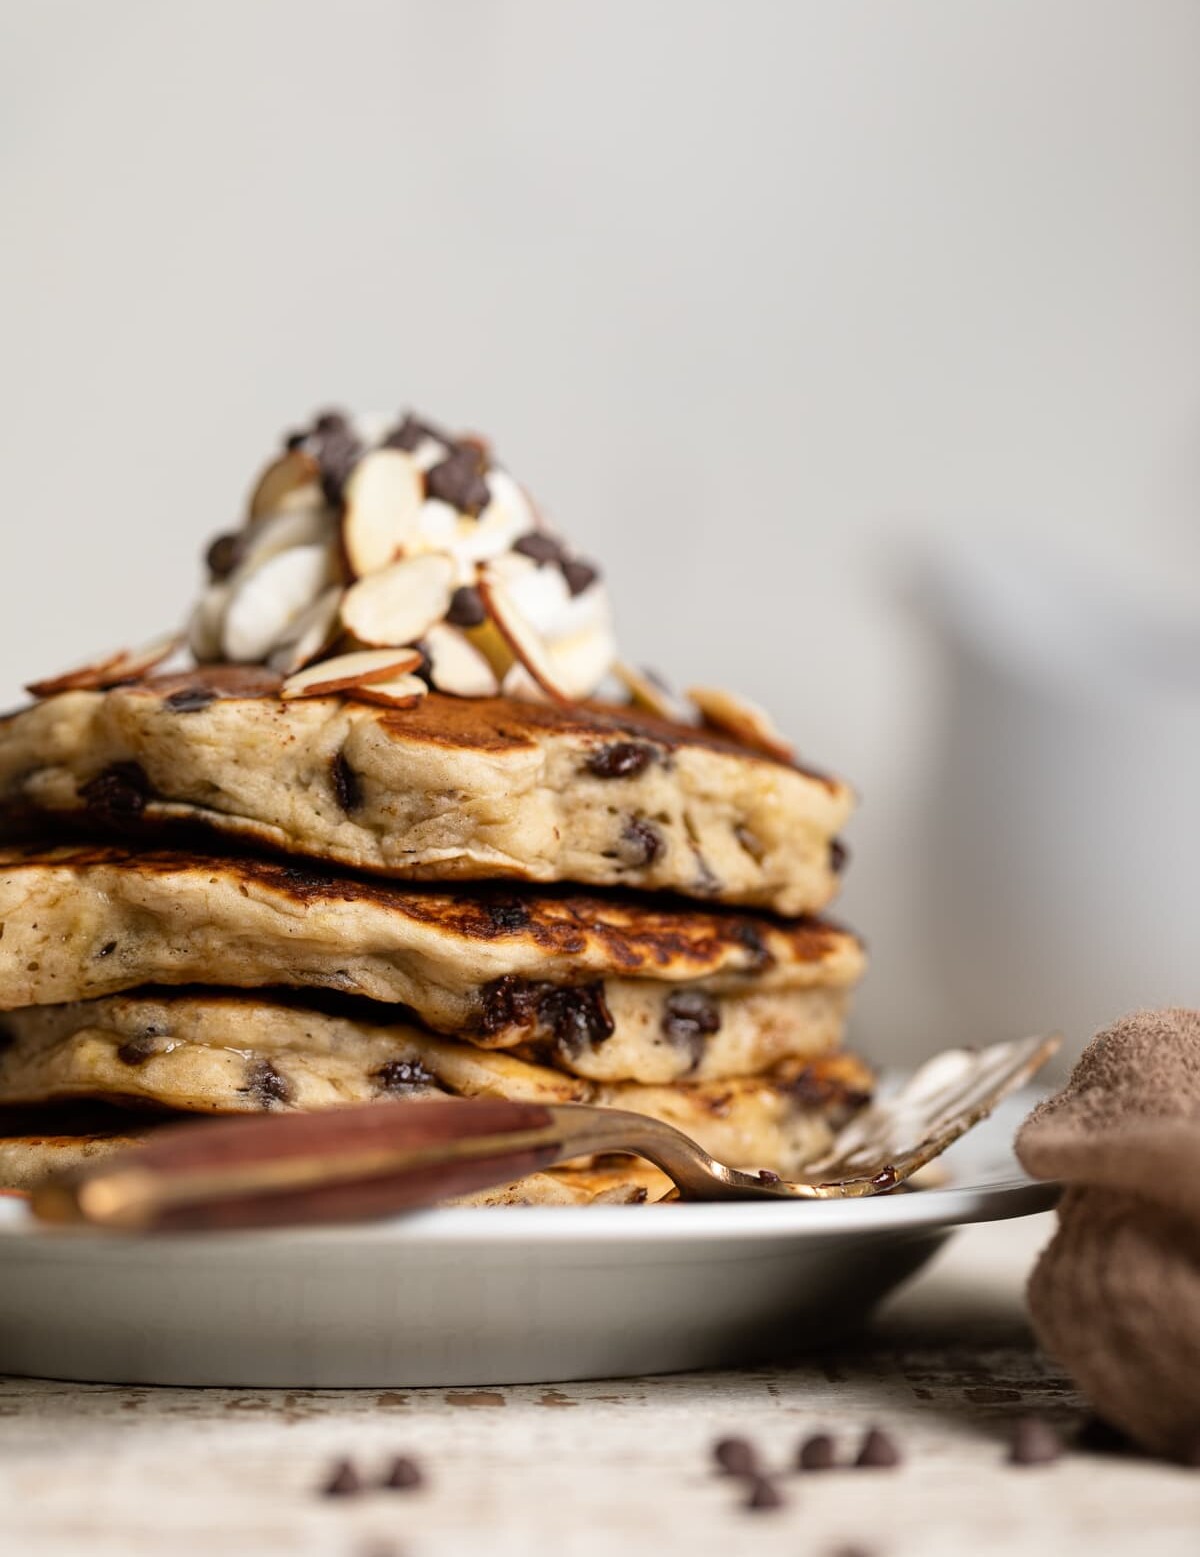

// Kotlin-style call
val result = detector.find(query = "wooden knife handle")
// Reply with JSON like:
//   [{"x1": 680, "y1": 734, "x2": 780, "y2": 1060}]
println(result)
[{"x1": 31, "y1": 1098, "x2": 569, "y2": 1233}]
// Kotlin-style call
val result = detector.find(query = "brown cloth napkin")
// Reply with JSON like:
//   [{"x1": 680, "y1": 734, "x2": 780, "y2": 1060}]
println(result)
[{"x1": 1015, "y1": 1008, "x2": 1200, "y2": 1461}]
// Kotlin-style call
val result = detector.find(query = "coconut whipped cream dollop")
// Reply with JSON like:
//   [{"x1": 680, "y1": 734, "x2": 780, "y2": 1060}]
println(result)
[
  {"x1": 186, "y1": 410, "x2": 618, "y2": 706},
  {"x1": 23, "y1": 406, "x2": 800, "y2": 763}
]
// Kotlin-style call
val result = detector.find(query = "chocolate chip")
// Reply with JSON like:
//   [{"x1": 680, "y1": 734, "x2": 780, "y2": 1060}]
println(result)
[
  {"x1": 732, "y1": 921, "x2": 774, "y2": 971},
  {"x1": 283, "y1": 429, "x2": 308, "y2": 451},
  {"x1": 560, "y1": 558, "x2": 599, "y2": 596},
  {"x1": 1009, "y1": 1417, "x2": 1063, "y2": 1466},
  {"x1": 321, "y1": 1459, "x2": 363, "y2": 1497},
  {"x1": 241, "y1": 1059, "x2": 292, "y2": 1109},
  {"x1": 373, "y1": 1058, "x2": 437, "y2": 1093},
  {"x1": 854, "y1": 1427, "x2": 901, "y2": 1468},
  {"x1": 757, "y1": 1168, "x2": 781, "y2": 1185},
  {"x1": 712, "y1": 1437, "x2": 759, "y2": 1476},
  {"x1": 79, "y1": 761, "x2": 151, "y2": 817},
  {"x1": 383, "y1": 413, "x2": 448, "y2": 453},
  {"x1": 164, "y1": 686, "x2": 217, "y2": 714},
  {"x1": 97, "y1": 940, "x2": 117, "y2": 959},
  {"x1": 331, "y1": 751, "x2": 362, "y2": 813},
  {"x1": 585, "y1": 742, "x2": 656, "y2": 780},
  {"x1": 797, "y1": 1432, "x2": 836, "y2": 1471},
  {"x1": 116, "y1": 1032, "x2": 163, "y2": 1067},
  {"x1": 446, "y1": 584, "x2": 487, "y2": 628},
  {"x1": 743, "y1": 1474, "x2": 784, "y2": 1511},
  {"x1": 382, "y1": 1455, "x2": 424, "y2": 1490},
  {"x1": 480, "y1": 975, "x2": 541, "y2": 1036},
  {"x1": 485, "y1": 899, "x2": 531, "y2": 934},
  {"x1": 309, "y1": 414, "x2": 362, "y2": 506},
  {"x1": 538, "y1": 983, "x2": 615, "y2": 1059},
  {"x1": 205, "y1": 532, "x2": 242, "y2": 579},
  {"x1": 871, "y1": 1166, "x2": 898, "y2": 1192},
  {"x1": 831, "y1": 838, "x2": 849, "y2": 874},
  {"x1": 618, "y1": 817, "x2": 663, "y2": 868},
  {"x1": 426, "y1": 446, "x2": 490, "y2": 516},
  {"x1": 662, "y1": 990, "x2": 720, "y2": 1043},
  {"x1": 513, "y1": 531, "x2": 564, "y2": 566}
]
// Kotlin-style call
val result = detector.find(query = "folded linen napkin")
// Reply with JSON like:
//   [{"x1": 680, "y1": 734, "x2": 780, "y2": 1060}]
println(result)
[{"x1": 1015, "y1": 1008, "x2": 1200, "y2": 1461}]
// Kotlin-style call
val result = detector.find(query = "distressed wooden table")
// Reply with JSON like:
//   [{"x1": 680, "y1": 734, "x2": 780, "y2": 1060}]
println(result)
[{"x1": 1, "y1": 1212, "x2": 1196, "y2": 1556}]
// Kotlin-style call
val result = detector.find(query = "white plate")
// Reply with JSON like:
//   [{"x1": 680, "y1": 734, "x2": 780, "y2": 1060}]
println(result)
[{"x1": 0, "y1": 1090, "x2": 1054, "y2": 1387}]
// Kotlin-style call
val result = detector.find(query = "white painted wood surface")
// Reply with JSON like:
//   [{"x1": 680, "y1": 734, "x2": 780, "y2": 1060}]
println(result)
[{"x1": 1, "y1": 1213, "x2": 1197, "y2": 1556}]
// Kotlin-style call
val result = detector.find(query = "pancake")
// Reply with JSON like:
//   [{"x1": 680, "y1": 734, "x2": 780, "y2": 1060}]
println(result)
[
  {"x1": 0, "y1": 667, "x2": 851, "y2": 915},
  {"x1": 0, "y1": 843, "x2": 864, "y2": 1081},
  {"x1": 0, "y1": 990, "x2": 873, "y2": 1176}
]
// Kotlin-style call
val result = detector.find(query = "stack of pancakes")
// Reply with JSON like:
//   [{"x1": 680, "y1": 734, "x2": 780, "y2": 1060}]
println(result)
[{"x1": 0, "y1": 413, "x2": 868, "y2": 1205}]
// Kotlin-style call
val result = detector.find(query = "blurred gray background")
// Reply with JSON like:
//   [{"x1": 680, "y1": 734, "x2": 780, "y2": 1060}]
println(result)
[{"x1": 2, "y1": 1, "x2": 1198, "y2": 1066}]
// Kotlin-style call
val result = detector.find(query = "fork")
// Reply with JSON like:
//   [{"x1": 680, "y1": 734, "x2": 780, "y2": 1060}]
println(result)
[{"x1": 31, "y1": 1034, "x2": 1059, "y2": 1232}]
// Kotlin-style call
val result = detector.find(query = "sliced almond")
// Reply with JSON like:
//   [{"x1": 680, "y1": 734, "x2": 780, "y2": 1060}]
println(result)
[
  {"x1": 238, "y1": 506, "x2": 333, "y2": 576},
  {"x1": 268, "y1": 586, "x2": 344, "y2": 675},
  {"x1": 340, "y1": 448, "x2": 424, "y2": 577},
  {"x1": 421, "y1": 623, "x2": 499, "y2": 698},
  {"x1": 477, "y1": 566, "x2": 570, "y2": 704},
  {"x1": 26, "y1": 633, "x2": 182, "y2": 698},
  {"x1": 340, "y1": 553, "x2": 454, "y2": 649},
  {"x1": 222, "y1": 544, "x2": 335, "y2": 663},
  {"x1": 281, "y1": 647, "x2": 423, "y2": 700},
  {"x1": 614, "y1": 661, "x2": 691, "y2": 724},
  {"x1": 544, "y1": 623, "x2": 616, "y2": 700},
  {"x1": 248, "y1": 448, "x2": 322, "y2": 521},
  {"x1": 687, "y1": 685, "x2": 795, "y2": 763},
  {"x1": 347, "y1": 672, "x2": 429, "y2": 710}
]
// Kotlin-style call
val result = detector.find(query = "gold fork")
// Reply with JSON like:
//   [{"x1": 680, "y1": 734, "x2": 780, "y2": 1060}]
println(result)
[{"x1": 31, "y1": 1034, "x2": 1059, "y2": 1232}]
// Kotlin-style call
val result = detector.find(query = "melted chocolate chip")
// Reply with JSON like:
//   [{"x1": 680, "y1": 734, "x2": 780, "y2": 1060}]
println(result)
[
  {"x1": 205, "y1": 532, "x2": 242, "y2": 580},
  {"x1": 383, "y1": 413, "x2": 448, "y2": 453},
  {"x1": 560, "y1": 558, "x2": 599, "y2": 596},
  {"x1": 116, "y1": 1031, "x2": 164, "y2": 1067},
  {"x1": 854, "y1": 1427, "x2": 901, "y2": 1468},
  {"x1": 426, "y1": 446, "x2": 490, "y2": 516},
  {"x1": 79, "y1": 762, "x2": 151, "y2": 817},
  {"x1": 97, "y1": 940, "x2": 117, "y2": 959},
  {"x1": 538, "y1": 983, "x2": 615, "y2": 1059},
  {"x1": 713, "y1": 1437, "x2": 759, "y2": 1476},
  {"x1": 513, "y1": 531, "x2": 565, "y2": 566},
  {"x1": 446, "y1": 584, "x2": 487, "y2": 628},
  {"x1": 374, "y1": 1058, "x2": 437, "y2": 1093},
  {"x1": 662, "y1": 990, "x2": 720, "y2": 1049},
  {"x1": 164, "y1": 686, "x2": 217, "y2": 714},
  {"x1": 585, "y1": 742, "x2": 656, "y2": 780},
  {"x1": 382, "y1": 1455, "x2": 425, "y2": 1490},
  {"x1": 331, "y1": 751, "x2": 362, "y2": 813},
  {"x1": 241, "y1": 1059, "x2": 292, "y2": 1108},
  {"x1": 480, "y1": 974, "x2": 540, "y2": 1036},
  {"x1": 485, "y1": 899, "x2": 531, "y2": 933},
  {"x1": 731, "y1": 922, "x2": 774, "y2": 971},
  {"x1": 618, "y1": 817, "x2": 663, "y2": 868}
]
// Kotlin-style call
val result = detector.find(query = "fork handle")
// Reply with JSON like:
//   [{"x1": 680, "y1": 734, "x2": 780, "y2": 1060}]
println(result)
[{"x1": 30, "y1": 1098, "x2": 639, "y2": 1233}]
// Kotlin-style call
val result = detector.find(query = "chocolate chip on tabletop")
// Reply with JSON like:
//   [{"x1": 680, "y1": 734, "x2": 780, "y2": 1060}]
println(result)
[
  {"x1": 743, "y1": 1474, "x2": 786, "y2": 1511},
  {"x1": 1008, "y1": 1416, "x2": 1063, "y2": 1466},
  {"x1": 320, "y1": 1459, "x2": 364, "y2": 1497},
  {"x1": 712, "y1": 1436, "x2": 760, "y2": 1477},
  {"x1": 381, "y1": 1454, "x2": 425, "y2": 1491},
  {"x1": 854, "y1": 1426, "x2": 901, "y2": 1469},
  {"x1": 797, "y1": 1432, "x2": 837, "y2": 1471}
]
